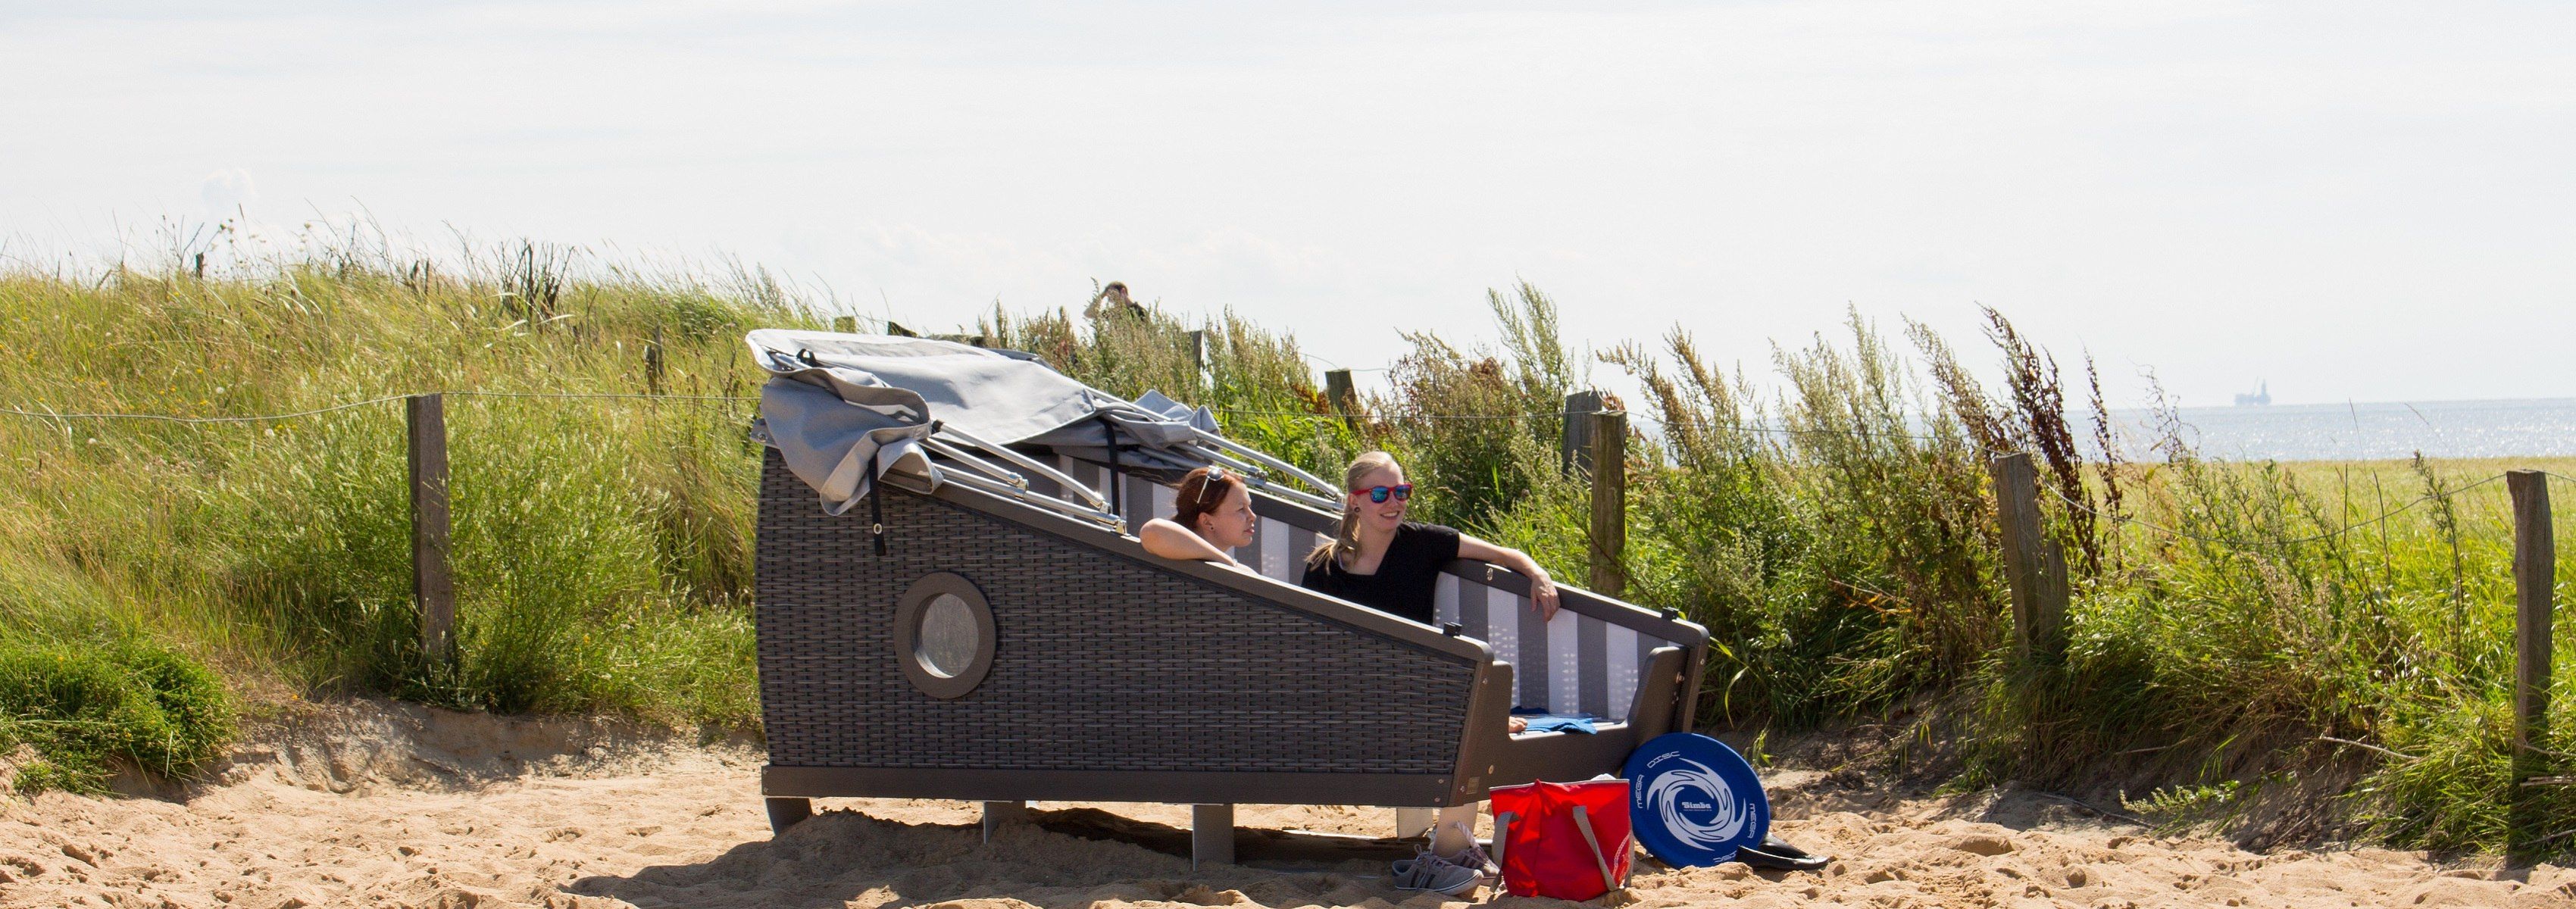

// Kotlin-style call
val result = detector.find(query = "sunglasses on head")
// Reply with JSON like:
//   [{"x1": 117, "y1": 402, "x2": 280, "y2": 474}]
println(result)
[
  {"x1": 1183, "y1": 466, "x2": 1230, "y2": 504},
  {"x1": 1354, "y1": 484, "x2": 1413, "y2": 503}
]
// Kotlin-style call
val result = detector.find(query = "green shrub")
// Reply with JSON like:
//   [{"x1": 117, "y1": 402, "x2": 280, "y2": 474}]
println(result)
[{"x1": 0, "y1": 641, "x2": 234, "y2": 795}]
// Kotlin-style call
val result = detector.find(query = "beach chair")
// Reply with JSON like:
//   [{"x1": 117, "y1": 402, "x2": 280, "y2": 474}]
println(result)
[{"x1": 745, "y1": 331, "x2": 1708, "y2": 867}]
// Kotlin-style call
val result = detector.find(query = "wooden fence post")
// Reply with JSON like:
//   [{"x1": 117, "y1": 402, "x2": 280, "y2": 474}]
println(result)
[
  {"x1": 1189, "y1": 330, "x2": 1211, "y2": 389},
  {"x1": 2509, "y1": 470, "x2": 2555, "y2": 861},
  {"x1": 408, "y1": 394, "x2": 455, "y2": 664},
  {"x1": 1562, "y1": 391, "x2": 1605, "y2": 476},
  {"x1": 832, "y1": 315, "x2": 858, "y2": 334},
  {"x1": 1589, "y1": 408, "x2": 1627, "y2": 596},
  {"x1": 1989, "y1": 452, "x2": 2068, "y2": 670},
  {"x1": 645, "y1": 326, "x2": 664, "y2": 395},
  {"x1": 1324, "y1": 370, "x2": 1358, "y2": 430}
]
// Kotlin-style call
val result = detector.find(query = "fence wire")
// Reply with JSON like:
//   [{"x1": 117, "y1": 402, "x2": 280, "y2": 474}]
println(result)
[
  {"x1": 0, "y1": 395, "x2": 412, "y2": 424},
  {"x1": 0, "y1": 390, "x2": 755, "y2": 426},
  {"x1": 449, "y1": 391, "x2": 757, "y2": 403},
  {"x1": 5, "y1": 392, "x2": 2561, "y2": 558},
  {"x1": 2040, "y1": 473, "x2": 2514, "y2": 550}
]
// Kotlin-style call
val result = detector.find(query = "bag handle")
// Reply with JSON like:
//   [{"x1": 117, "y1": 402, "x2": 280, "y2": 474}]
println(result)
[{"x1": 1568, "y1": 804, "x2": 1620, "y2": 894}]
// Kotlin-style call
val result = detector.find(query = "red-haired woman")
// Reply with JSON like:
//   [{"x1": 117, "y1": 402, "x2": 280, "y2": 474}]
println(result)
[{"x1": 1136, "y1": 466, "x2": 1260, "y2": 568}]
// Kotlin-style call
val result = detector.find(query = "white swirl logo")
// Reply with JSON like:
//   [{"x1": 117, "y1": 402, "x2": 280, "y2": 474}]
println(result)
[{"x1": 1643, "y1": 758, "x2": 1749, "y2": 848}]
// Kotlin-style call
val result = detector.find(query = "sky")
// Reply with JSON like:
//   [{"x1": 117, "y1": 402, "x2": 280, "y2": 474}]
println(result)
[{"x1": 3, "y1": 1, "x2": 2570, "y2": 408}]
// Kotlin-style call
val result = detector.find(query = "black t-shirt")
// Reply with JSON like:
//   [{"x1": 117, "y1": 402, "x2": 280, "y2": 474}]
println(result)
[{"x1": 1298, "y1": 521, "x2": 1462, "y2": 625}]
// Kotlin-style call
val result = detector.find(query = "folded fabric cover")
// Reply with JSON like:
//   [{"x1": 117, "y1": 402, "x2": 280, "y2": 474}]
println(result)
[{"x1": 746, "y1": 330, "x2": 1217, "y2": 514}]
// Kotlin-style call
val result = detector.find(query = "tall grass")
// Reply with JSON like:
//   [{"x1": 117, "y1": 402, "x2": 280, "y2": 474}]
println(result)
[
  {"x1": 0, "y1": 249, "x2": 787, "y2": 761},
  {"x1": 989, "y1": 289, "x2": 2576, "y2": 852},
  {"x1": 5, "y1": 237, "x2": 2572, "y2": 854}
]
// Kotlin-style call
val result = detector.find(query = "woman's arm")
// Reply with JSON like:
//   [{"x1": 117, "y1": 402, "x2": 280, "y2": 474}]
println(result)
[
  {"x1": 1457, "y1": 535, "x2": 1560, "y2": 620},
  {"x1": 1139, "y1": 517, "x2": 1243, "y2": 567}
]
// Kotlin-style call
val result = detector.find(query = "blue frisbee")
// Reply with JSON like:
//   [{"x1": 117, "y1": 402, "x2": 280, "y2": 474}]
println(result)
[{"x1": 1624, "y1": 733, "x2": 1771, "y2": 866}]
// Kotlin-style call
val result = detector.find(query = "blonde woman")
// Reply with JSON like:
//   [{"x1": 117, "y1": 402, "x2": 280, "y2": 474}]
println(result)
[
  {"x1": 1298, "y1": 451, "x2": 1560, "y2": 726},
  {"x1": 1298, "y1": 451, "x2": 1559, "y2": 623},
  {"x1": 1299, "y1": 451, "x2": 1561, "y2": 888},
  {"x1": 1136, "y1": 466, "x2": 1258, "y2": 567}
]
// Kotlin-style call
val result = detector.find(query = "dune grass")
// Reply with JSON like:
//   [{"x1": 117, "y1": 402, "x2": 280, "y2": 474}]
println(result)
[
  {"x1": 2, "y1": 239, "x2": 2571, "y2": 854},
  {"x1": 0, "y1": 251, "x2": 792, "y2": 788}
]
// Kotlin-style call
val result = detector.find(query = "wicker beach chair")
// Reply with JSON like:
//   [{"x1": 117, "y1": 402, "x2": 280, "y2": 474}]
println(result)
[{"x1": 746, "y1": 331, "x2": 1709, "y2": 867}]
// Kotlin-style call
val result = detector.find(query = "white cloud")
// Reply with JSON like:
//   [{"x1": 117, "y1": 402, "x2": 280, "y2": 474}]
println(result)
[{"x1": 199, "y1": 168, "x2": 256, "y2": 218}]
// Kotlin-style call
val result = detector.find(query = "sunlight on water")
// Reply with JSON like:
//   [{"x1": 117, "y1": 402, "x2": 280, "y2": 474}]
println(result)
[{"x1": 2106, "y1": 398, "x2": 2576, "y2": 461}]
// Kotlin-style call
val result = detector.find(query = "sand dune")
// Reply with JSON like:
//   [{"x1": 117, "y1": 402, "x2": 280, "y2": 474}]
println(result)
[{"x1": 2, "y1": 702, "x2": 2567, "y2": 909}]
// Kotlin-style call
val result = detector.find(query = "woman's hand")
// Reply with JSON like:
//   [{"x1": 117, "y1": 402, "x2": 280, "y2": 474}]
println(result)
[
  {"x1": 1458, "y1": 535, "x2": 1563, "y2": 621},
  {"x1": 1526, "y1": 564, "x2": 1560, "y2": 621},
  {"x1": 1508, "y1": 716, "x2": 1528, "y2": 734}
]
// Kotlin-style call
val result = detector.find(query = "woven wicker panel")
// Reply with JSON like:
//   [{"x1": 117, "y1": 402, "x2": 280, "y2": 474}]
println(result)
[{"x1": 755, "y1": 450, "x2": 1477, "y2": 773}]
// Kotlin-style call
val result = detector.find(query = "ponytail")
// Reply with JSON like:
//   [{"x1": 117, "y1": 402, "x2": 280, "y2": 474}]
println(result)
[{"x1": 1306, "y1": 451, "x2": 1399, "y2": 572}]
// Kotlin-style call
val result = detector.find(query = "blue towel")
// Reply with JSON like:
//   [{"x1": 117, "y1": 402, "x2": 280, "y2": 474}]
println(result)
[{"x1": 1508, "y1": 709, "x2": 1599, "y2": 735}]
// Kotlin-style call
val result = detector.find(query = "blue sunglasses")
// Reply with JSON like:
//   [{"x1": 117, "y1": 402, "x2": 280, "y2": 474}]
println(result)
[{"x1": 1354, "y1": 484, "x2": 1414, "y2": 503}]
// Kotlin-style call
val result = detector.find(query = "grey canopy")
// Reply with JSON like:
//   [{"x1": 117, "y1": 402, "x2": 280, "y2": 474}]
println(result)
[{"x1": 746, "y1": 330, "x2": 1318, "y2": 517}]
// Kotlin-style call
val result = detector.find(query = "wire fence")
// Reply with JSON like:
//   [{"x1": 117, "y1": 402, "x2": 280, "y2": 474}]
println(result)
[
  {"x1": 1221, "y1": 401, "x2": 2567, "y2": 557},
  {"x1": 0, "y1": 390, "x2": 754, "y2": 427},
  {"x1": 5, "y1": 390, "x2": 2564, "y2": 560},
  {"x1": 0, "y1": 395, "x2": 414, "y2": 424},
  {"x1": 2046, "y1": 472, "x2": 2517, "y2": 549}
]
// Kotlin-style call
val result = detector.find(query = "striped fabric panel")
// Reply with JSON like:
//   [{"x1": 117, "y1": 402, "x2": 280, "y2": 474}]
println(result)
[
  {"x1": 1259, "y1": 523, "x2": 1293, "y2": 583},
  {"x1": 1473, "y1": 583, "x2": 1518, "y2": 699},
  {"x1": 1430, "y1": 579, "x2": 1678, "y2": 722},
  {"x1": 1052, "y1": 453, "x2": 1690, "y2": 724},
  {"x1": 1546, "y1": 609, "x2": 1580, "y2": 717},
  {"x1": 1577, "y1": 615, "x2": 1609, "y2": 717},
  {"x1": 1515, "y1": 587, "x2": 1548, "y2": 708},
  {"x1": 1124, "y1": 470, "x2": 1150, "y2": 522},
  {"x1": 1606, "y1": 623, "x2": 1641, "y2": 723}
]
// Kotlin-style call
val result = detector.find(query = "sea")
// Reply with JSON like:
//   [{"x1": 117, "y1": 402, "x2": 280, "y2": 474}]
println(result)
[{"x1": 2102, "y1": 398, "x2": 2576, "y2": 462}]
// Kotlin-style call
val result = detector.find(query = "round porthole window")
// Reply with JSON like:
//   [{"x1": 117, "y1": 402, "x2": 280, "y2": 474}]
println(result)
[{"x1": 894, "y1": 573, "x2": 995, "y2": 698}]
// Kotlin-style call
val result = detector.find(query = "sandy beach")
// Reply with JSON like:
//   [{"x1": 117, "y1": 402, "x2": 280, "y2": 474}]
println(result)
[{"x1": 2, "y1": 702, "x2": 2567, "y2": 909}]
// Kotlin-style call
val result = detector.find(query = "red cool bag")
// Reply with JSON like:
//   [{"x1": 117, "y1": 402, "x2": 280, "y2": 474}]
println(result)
[{"x1": 1487, "y1": 779, "x2": 1634, "y2": 900}]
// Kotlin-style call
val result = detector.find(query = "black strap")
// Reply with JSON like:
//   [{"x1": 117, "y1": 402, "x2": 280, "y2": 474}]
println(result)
[
  {"x1": 1099, "y1": 416, "x2": 1121, "y2": 519},
  {"x1": 869, "y1": 448, "x2": 887, "y2": 556}
]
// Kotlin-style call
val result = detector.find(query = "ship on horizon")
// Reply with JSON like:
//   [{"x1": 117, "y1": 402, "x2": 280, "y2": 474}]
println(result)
[{"x1": 2234, "y1": 381, "x2": 2271, "y2": 407}]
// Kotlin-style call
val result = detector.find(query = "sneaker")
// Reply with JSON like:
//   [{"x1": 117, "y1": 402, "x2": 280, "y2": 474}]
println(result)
[
  {"x1": 1391, "y1": 848, "x2": 1483, "y2": 897},
  {"x1": 1440, "y1": 821, "x2": 1498, "y2": 878},
  {"x1": 1393, "y1": 823, "x2": 1499, "y2": 880}
]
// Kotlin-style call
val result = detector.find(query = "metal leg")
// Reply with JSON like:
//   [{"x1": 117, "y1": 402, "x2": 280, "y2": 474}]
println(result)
[
  {"x1": 1432, "y1": 803, "x2": 1480, "y2": 855},
  {"x1": 1395, "y1": 807, "x2": 1437, "y2": 840},
  {"x1": 765, "y1": 797, "x2": 813, "y2": 836},
  {"x1": 1191, "y1": 804, "x2": 1236, "y2": 870},
  {"x1": 983, "y1": 801, "x2": 1031, "y2": 842}
]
